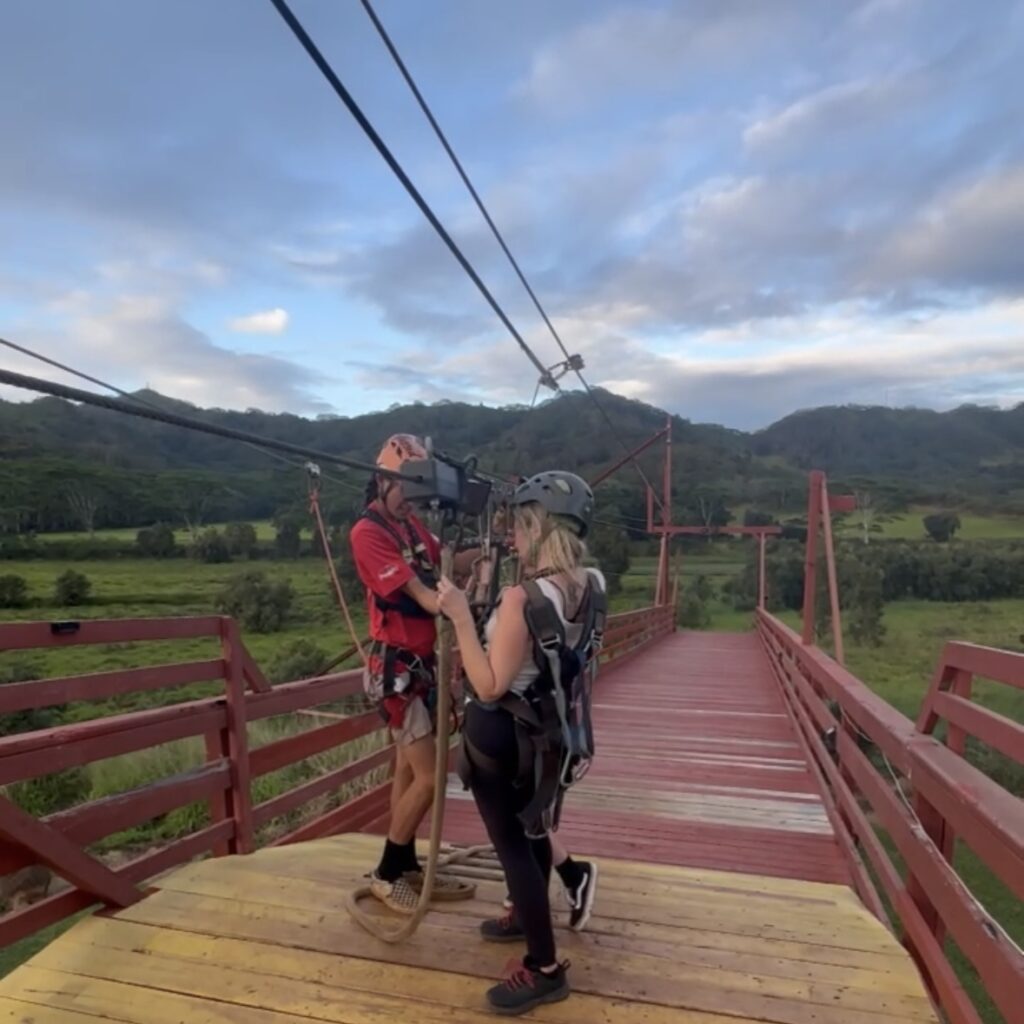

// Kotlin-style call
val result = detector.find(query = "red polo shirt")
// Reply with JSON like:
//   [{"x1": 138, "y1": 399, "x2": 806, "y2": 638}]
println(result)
[{"x1": 349, "y1": 509, "x2": 440, "y2": 657}]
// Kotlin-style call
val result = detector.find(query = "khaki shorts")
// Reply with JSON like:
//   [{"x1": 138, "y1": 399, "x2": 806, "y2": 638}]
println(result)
[{"x1": 390, "y1": 695, "x2": 435, "y2": 747}]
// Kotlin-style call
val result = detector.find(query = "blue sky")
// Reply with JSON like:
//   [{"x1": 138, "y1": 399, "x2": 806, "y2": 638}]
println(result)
[{"x1": 2, "y1": 0, "x2": 1023, "y2": 429}]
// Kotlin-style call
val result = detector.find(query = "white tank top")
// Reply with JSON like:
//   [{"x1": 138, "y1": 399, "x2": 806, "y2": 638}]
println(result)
[{"x1": 483, "y1": 568, "x2": 606, "y2": 698}]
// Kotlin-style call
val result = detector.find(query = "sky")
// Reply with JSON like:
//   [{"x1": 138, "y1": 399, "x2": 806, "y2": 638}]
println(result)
[{"x1": 2, "y1": 0, "x2": 1023, "y2": 430}]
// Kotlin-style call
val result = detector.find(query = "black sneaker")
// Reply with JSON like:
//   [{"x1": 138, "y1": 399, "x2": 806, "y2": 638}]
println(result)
[
  {"x1": 565, "y1": 860, "x2": 598, "y2": 932},
  {"x1": 480, "y1": 910, "x2": 525, "y2": 943},
  {"x1": 486, "y1": 957, "x2": 570, "y2": 1015}
]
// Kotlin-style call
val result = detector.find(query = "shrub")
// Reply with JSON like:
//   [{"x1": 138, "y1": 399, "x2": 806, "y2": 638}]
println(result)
[
  {"x1": 216, "y1": 570, "x2": 294, "y2": 633},
  {"x1": 224, "y1": 522, "x2": 259, "y2": 559},
  {"x1": 0, "y1": 574, "x2": 29, "y2": 608},
  {"x1": 54, "y1": 569, "x2": 91, "y2": 605},
  {"x1": 136, "y1": 523, "x2": 178, "y2": 558},
  {"x1": 267, "y1": 638, "x2": 329, "y2": 684},
  {"x1": 192, "y1": 528, "x2": 232, "y2": 564}
]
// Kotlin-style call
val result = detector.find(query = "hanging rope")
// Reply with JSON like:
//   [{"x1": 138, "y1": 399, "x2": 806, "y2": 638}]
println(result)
[
  {"x1": 307, "y1": 463, "x2": 368, "y2": 667},
  {"x1": 344, "y1": 544, "x2": 483, "y2": 942}
]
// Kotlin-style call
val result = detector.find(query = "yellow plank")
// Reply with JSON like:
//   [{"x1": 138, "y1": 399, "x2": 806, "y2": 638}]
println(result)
[
  {"x1": 19, "y1": 947, "x2": 740, "y2": 1024},
  {"x1": 253, "y1": 838, "x2": 860, "y2": 910},
  {"x1": 0, "y1": 995, "x2": 117, "y2": 1024},
  {"x1": 257, "y1": 832, "x2": 855, "y2": 901},
  {"x1": 1, "y1": 967, "x2": 323, "y2": 1024},
  {"x1": 108, "y1": 890, "x2": 937, "y2": 1023},
  {"x1": 70, "y1": 912, "x2": 928, "y2": 1000},
  {"x1": 154, "y1": 862, "x2": 895, "y2": 952}
]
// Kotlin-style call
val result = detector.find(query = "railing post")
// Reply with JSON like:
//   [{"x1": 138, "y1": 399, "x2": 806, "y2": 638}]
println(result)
[
  {"x1": 801, "y1": 470, "x2": 823, "y2": 644},
  {"x1": 820, "y1": 477, "x2": 845, "y2": 664},
  {"x1": 219, "y1": 617, "x2": 254, "y2": 855},
  {"x1": 757, "y1": 532, "x2": 767, "y2": 611}
]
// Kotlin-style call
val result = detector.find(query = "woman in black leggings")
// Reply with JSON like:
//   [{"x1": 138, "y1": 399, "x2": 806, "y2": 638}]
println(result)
[{"x1": 438, "y1": 470, "x2": 601, "y2": 1015}]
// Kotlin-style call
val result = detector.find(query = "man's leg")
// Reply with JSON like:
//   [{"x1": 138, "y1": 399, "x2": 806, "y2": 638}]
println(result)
[
  {"x1": 388, "y1": 729, "x2": 436, "y2": 843},
  {"x1": 373, "y1": 698, "x2": 436, "y2": 894}
]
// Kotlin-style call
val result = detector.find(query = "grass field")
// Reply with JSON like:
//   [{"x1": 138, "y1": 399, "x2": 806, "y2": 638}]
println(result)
[{"x1": 835, "y1": 506, "x2": 1024, "y2": 541}]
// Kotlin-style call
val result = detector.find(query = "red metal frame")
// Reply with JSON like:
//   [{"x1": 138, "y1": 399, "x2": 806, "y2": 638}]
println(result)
[{"x1": 0, "y1": 602, "x2": 674, "y2": 949}]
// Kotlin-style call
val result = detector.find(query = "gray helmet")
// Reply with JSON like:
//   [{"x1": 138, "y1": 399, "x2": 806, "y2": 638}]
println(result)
[{"x1": 511, "y1": 471, "x2": 595, "y2": 539}]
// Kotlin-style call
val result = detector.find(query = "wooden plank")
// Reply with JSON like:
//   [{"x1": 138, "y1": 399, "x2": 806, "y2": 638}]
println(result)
[
  {"x1": 0, "y1": 701, "x2": 226, "y2": 785},
  {"x1": 252, "y1": 745, "x2": 392, "y2": 828},
  {"x1": 842, "y1": 733, "x2": 1023, "y2": 1023},
  {"x1": 0, "y1": 794, "x2": 140, "y2": 908},
  {"x1": 246, "y1": 670, "x2": 365, "y2": 721},
  {"x1": 931, "y1": 692, "x2": 1024, "y2": 765},
  {"x1": 3, "y1": 962, "x2": 732, "y2": 1024},
  {"x1": 271, "y1": 785, "x2": 390, "y2": 847},
  {"x1": 0, "y1": 995, "x2": 123, "y2": 1023},
  {"x1": 909, "y1": 739, "x2": 1024, "y2": 903},
  {"x1": 0, "y1": 617, "x2": 221, "y2": 651},
  {"x1": 249, "y1": 712, "x2": 382, "y2": 778},
  {"x1": 0, "y1": 761, "x2": 230, "y2": 875},
  {"x1": 0, "y1": 659, "x2": 225, "y2": 714},
  {"x1": 220, "y1": 618, "x2": 253, "y2": 855},
  {"x1": 943, "y1": 642, "x2": 1024, "y2": 689},
  {"x1": 0, "y1": 820, "x2": 232, "y2": 948},
  {"x1": 103, "y1": 890, "x2": 935, "y2": 1023},
  {"x1": 69, "y1": 914, "x2": 931, "y2": 1002}
]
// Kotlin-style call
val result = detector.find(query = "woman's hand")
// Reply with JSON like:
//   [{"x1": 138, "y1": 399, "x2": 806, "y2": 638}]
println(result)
[{"x1": 437, "y1": 575, "x2": 473, "y2": 627}]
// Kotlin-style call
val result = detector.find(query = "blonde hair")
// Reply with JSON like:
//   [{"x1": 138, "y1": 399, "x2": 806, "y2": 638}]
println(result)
[{"x1": 515, "y1": 503, "x2": 588, "y2": 603}]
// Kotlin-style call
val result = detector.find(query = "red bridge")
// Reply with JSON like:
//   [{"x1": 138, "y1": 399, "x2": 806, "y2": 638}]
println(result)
[{"x1": 1, "y1": 472, "x2": 1022, "y2": 1024}]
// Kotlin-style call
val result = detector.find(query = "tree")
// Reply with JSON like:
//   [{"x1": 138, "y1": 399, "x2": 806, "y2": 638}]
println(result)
[
  {"x1": 0, "y1": 574, "x2": 29, "y2": 608},
  {"x1": 54, "y1": 570, "x2": 91, "y2": 605},
  {"x1": 853, "y1": 490, "x2": 895, "y2": 545},
  {"x1": 136, "y1": 523, "x2": 178, "y2": 558},
  {"x1": 275, "y1": 518, "x2": 303, "y2": 559},
  {"x1": 66, "y1": 486, "x2": 101, "y2": 535},
  {"x1": 216, "y1": 570, "x2": 294, "y2": 632},
  {"x1": 923, "y1": 512, "x2": 961, "y2": 543},
  {"x1": 192, "y1": 528, "x2": 232, "y2": 564},
  {"x1": 224, "y1": 522, "x2": 259, "y2": 559},
  {"x1": 743, "y1": 509, "x2": 776, "y2": 527},
  {"x1": 588, "y1": 525, "x2": 630, "y2": 596},
  {"x1": 846, "y1": 558, "x2": 886, "y2": 647}
]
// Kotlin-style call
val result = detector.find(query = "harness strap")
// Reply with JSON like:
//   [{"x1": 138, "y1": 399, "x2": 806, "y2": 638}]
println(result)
[{"x1": 361, "y1": 507, "x2": 437, "y2": 621}]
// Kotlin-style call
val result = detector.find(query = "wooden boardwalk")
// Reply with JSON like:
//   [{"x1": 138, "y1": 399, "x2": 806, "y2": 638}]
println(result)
[
  {"x1": 380, "y1": 631, "x2": 849, "y2": 885},
  {"x1": 0, "y1": 832, "x2": 938, "y2": 1024}
]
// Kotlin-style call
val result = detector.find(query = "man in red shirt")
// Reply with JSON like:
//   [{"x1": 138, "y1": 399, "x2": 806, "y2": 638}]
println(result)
[{"x1": 350, "y1": 433, "x2": 475, "y2": 912}]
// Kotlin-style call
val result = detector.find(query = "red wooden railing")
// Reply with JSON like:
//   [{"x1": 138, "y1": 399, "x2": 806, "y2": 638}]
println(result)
[
  {"x1": 0, "y1": 602, "x2": 674, "y2": 949},
  {"x1": 757, "y1": 610, "x2": 1024, "y2": 1024}
]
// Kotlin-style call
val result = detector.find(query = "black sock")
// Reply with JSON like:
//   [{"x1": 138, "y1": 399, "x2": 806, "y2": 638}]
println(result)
[
  {"x1": 376, "y1": 840, "x2": 407, "y2": 882},
  {"x1": 400, "y1": 839, "x2": 420, "y2": 872},
  {"x1": 556, "y1": 856, "x2": 585, "y2": 891}
]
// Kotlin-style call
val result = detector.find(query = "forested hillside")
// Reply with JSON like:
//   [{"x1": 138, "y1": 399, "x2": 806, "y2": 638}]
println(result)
[{"x1": 1, "y1": 389, "x2": 1021, "y2": 535}]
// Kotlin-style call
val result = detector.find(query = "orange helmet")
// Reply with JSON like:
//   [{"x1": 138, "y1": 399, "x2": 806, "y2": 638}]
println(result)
[{"x1": 376, "y1": 433, "x2": 428, "y2": 474}]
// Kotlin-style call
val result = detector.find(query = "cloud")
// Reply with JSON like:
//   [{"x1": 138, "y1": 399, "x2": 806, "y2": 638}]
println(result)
[
  {"x1": 2, "y1": 294, "x2": 327, "y2": 413},
  {"x1": 228, "y1": 307, "x2": 290, "y2": 335},
  {"x1": 357, "y1": 299, "x2": 1024, "y2": 429}
]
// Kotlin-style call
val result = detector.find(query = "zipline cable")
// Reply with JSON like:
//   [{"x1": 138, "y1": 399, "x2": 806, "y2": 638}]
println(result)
[
  {"x1": 267, "y1": 0, "x2": 553, "y2": 389},
  {"x1": 358, "y1": 0, "x2": 665, "y2": 510},
  {"x1": 0, "y1": 364, "x2": 414, "y2": 482},
  {"x1": 0, "y1": 336, "x2": 364, "y2": 495}
]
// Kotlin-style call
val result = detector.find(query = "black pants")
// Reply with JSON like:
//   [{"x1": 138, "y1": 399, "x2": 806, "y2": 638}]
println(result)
[{"x1": 464, "y1": 701, "x2": 555, "y2": 965}]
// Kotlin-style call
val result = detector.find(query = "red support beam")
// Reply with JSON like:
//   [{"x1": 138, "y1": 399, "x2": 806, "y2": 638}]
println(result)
[
  {"x1": 589, "y1": 425, "x2": 669, "y2": 489},
  {"x1": 801, "y1": 470, "x2": 824, "y2": 644}
]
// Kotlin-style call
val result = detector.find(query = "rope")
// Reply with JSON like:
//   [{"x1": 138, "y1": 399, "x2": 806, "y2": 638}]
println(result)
[
  {"x1": 308, "y1": 476, "x2": 367, "y2": 666},
  {"x1": 345, "y1": 545, "x2": 467, "y2": 943}
]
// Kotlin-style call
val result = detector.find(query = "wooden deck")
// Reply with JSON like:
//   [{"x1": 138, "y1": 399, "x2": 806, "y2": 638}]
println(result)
[
  {"x1": 0, "y1": 832, "x2": 938, "y2": 1024},
  {"x1": 381, "y1": 631, "x2": 849, "y2": 885}
]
